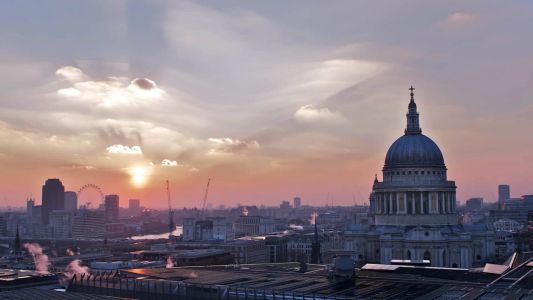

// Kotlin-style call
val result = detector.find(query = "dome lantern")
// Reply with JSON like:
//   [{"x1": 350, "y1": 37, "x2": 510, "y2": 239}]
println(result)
[{"x1": 405, "y1": 85, "x2": 422, "y2": 135}]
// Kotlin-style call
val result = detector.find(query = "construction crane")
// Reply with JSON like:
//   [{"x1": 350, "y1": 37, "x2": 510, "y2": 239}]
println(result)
[
  {"x1": 166, "y1": 180, "x2": 175, "y2": 239},
  {"x1": 200, "y1": 178, "x2": 211, "y2": 219}
]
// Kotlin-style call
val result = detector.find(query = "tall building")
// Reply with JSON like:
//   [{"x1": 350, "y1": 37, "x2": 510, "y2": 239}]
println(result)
[
  {"x1": 41, "y1": 178, "x2": 65, "y2": 225},
  {"x1": 346, "y1": 87, "x2": 495, "y2": 268},
  {"x1": 293, "y1": 197, "x2": 301, "y2": 208},
  {"x1": 64, "y1": 191, "x2": 78, "y2": 212},
  {"x1": 26, "y1": 198, "x2": 34, "y2": 218},
  {"x1": 498, "y1": 185, "x2": 510, "y2": 208},
  {"x1": 104, "y1": 194, "x2": 119, "y2": 221},
  {"x1": 128, "y1": 199, "x2": 141, "y2": 216}
]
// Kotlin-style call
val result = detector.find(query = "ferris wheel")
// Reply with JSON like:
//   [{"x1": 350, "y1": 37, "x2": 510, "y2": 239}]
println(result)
[{"x1": 77, "y1": 184, "x2": 105, "y2": 208}]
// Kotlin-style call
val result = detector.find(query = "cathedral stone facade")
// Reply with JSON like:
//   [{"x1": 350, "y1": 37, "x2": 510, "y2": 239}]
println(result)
[{"x1": 344, "y1": 87, "x2": 495, "y2": 268}]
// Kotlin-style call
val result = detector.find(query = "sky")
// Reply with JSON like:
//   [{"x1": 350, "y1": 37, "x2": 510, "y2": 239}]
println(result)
[{"x1": 0, "y1": 1, "x2": 532, "y2": 209}]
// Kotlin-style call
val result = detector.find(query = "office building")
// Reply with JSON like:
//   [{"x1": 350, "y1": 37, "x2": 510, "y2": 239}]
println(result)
[
  {"x1": 280, "y1": 200, "x2": 290, "y2": 209},
  {"x1": 128, "y1": 199, "x2": 141, "y2": 216},
  {"x1": 293, "y1": 196, "x2": 301, "y2": 208},
  {"x1": 64, "y1": 191, "x2": 78, "y2": 212},
  {"x1": 183, "y1": 217, "x2": 234, "y2": 242},
  {"x1": 104, "y1": 194, "x2": 119, "y2": 221},
  {"x1": 466, "y1": 197, "x2": 484, "y2": 211},
  {"x1": 26, "y1": 198, "x2": 34, "y2": 218},
  {"x1": 72, "y1": 209, "x2": 106, "y2": 238},
  {"x1": 41, "y1": 178, "x2": 65, "y2": 224},
  {"x1": 49, "y1": 210, "x2": 73, "y2": 238},
  {"x1": 234, "y1": 216, "x2": 274, "y2": 236},
  {"x1": 498, "y1": 184, "x2": 510, "y2": 207}
]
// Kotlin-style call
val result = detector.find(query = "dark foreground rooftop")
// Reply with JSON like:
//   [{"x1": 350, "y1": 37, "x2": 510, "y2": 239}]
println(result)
[{"x1": 65, "y1": 256, "x2": 533, "y2": 300}]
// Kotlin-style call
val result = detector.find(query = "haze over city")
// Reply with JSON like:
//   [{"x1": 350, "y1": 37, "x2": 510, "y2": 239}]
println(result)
[{"x1": 1, "y1": 1, "x2": 532, "y2": 208}]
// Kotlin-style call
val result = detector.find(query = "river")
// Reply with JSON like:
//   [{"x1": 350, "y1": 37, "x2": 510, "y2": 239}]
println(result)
[{"x1": 129, "y1": 225, "x2": 183, "y2": 240}]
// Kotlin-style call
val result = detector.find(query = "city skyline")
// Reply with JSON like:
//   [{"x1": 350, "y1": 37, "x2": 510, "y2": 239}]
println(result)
[{"x1": 1, "y1": 1, "x2": 533, "y2": 208}]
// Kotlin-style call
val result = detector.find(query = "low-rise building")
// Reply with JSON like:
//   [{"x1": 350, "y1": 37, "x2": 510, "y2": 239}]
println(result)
[
  {"x1": 493, "y1": 218, "x2": 524, "y2": 233},
  {"x1": 182, "y1": 217, "x2": 234, "y2": 241},
  {"x1": 233, "y1": 216, "x2": 274, "y2": 236},
  {"x1": 221, "y1": 238, "x2": 268, "y2": 264}
]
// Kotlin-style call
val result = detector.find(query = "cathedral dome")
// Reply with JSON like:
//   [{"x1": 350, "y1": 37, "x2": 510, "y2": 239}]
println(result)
[{"x1": 384, "y1": 134, "x2": 445, "y2": 169}]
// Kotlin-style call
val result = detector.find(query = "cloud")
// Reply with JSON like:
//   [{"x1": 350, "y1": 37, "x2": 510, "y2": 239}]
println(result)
[
  {"x1": 161, "y1": 159, "x2": 178, "y2": 166},
  {"x1": 293, "y1": 105, "x2": 343, "y2": 123},
  {"x1": 55, "y1": 66, "x2": 164, "y2": 107},
  {"x1": 57, "y1": 87, "x2": 81, "y2": 97},
  {"x1": 55, "y1": 66, "x2": 84, "y2": 82},
  {"x1": 439, "y1": 11, "x2": 478, "y2": 30},
  {"x1": 106, "y1": 144, "x2": 143, "y2": 155},
  {"x1": 208, "y1": 138, "x2": 260, "y2": 154}
]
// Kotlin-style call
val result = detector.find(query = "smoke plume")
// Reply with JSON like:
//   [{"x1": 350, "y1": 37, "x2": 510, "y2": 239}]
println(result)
[
  {"x1": 24, "y1": 243, "x2": 50, "y2": 274},
  {"x1": 309, "y1": 212, "x2": 318, "y2": 225},
  {"x1": 64, "y1": 259, "x2": 90, "y2": 279},
  {"x1": 166, "y1": 256, "x2": 174, "y2": 268}
]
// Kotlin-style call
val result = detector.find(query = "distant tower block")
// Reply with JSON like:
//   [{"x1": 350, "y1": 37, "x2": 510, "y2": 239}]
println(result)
[
  {"x1": 293, "y1": 197, "x2": 301, "y2": 208},
  {"x1": 498, "y1": 185, "x2": 510, "y2": 209}
]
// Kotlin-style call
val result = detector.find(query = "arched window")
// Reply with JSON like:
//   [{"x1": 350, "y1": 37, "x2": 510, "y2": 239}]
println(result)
[
  {"x1": 407, "y1": 250, "x2": 411, "y2": 260},
  {"x1": 423, "y1": 250, "x2": 431, "y2": 261},
  {"x1": 442, "y1": 251, "x2": 446, "y2": 266}
]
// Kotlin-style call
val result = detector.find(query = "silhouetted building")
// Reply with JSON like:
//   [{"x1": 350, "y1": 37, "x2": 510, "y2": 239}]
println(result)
[
  {"x1": 30, "y1": 205, "x2": 42, "y2": 224},
  {"x1": 0, "y1": 216, "x2": 6, "y2": 236},
  {"x1": 41, "y1": 178, "x2": 65, "y2": 225},
  {"x1": 498, "y1": 184, "x2": 510, "y2": 208},
  {"x1": 466, "y1": 197, "x2": 483, "y2": 211},
  {"x1": 280, "y1": 200, "x2": 290, "y2": 209},
  {"x1": 26, "y1": 198, "x2": 34, "y2": 218},
  {"x1": 293, "y1": 197, "x2": 301, "y2": 208},
  {"x1": 105, "y1": 194, "x2": 119, "y2": 221},
  {"x1": 128, "y1": 199, "x2": 141, "y2": 216},
  {"x1": 64, "y1": 191, "x2": 78, "y2": 212}
]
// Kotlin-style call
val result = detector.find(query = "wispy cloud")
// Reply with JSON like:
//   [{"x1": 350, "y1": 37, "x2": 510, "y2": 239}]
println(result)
[{"x1": 208, "y1": 138, "x2": 260, "y2": 154}]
